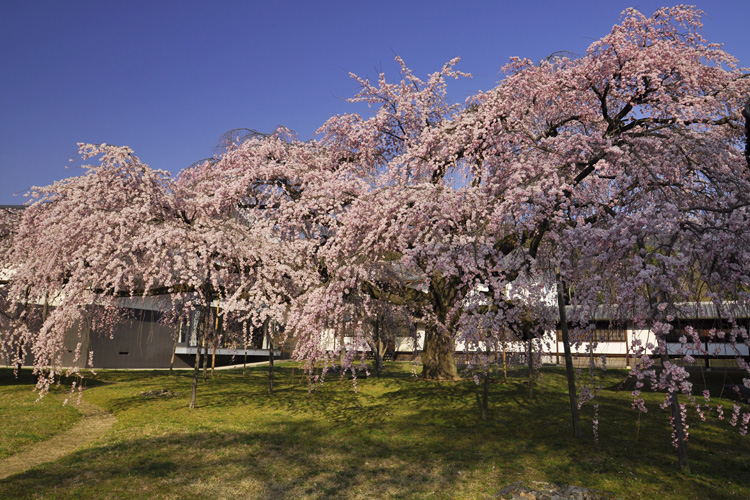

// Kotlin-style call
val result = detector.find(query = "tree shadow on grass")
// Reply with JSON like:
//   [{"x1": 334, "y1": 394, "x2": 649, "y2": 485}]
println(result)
[
  {"x1": 3, "y1": 367, "x2": 748, "y2": 499},
  {"x1": 2, "y1": 401, "x2": 748, "y2": 500},
  {"x1": 0, "y1": 422, "x2": 564, "y2": 499}
]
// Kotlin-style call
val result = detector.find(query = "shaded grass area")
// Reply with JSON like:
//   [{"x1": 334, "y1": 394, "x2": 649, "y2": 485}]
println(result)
[
  {"x1": 0, "y1": 369, "x2": 82, "y2": 460},
  {"x1": 1, "y1": 363, "x2": 749, "y2": 499}
]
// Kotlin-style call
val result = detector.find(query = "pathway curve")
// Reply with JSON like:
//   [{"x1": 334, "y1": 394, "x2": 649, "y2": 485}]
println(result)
[{"x1": 0, "y1": 398, "x2": 115, "y2": 480}]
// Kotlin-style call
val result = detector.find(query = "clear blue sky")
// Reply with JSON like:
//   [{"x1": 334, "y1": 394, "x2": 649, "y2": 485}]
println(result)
[{"x1": 2, "y1": 1, "x2": 748, "y2": 204}]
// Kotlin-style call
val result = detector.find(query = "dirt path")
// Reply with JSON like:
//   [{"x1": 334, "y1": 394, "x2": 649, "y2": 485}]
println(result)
[{"x1": 0, "y1": 398, "x2": 115, "y2": 480}]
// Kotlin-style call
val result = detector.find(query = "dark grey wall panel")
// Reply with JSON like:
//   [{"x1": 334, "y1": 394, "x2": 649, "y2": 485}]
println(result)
[{"x1": 89, "y1": 318, "x2": 186, "y2": 369}]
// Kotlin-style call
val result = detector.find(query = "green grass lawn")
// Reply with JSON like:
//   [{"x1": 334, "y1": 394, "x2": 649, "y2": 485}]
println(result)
[
  {"x1": 0, "y1": 362, "x2": 748, "y2": 499},
  {"x1": 0, "y1": 370, "x2": 82, "y2": 460}
]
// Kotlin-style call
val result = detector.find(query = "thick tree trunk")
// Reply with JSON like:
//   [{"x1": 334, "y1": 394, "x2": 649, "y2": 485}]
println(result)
[
  {"x1": 557, "y1": 275, "x2": 581, "y2": 438},
  {"x1": 421, "y1": 325, "x2": 458, "y2": 380},
  {"x1": 661, "y1": 352, "x2": 691, "y2": 472},
  {"x1": 421, "y1": 274, "x2": 460, "y2": 381}
]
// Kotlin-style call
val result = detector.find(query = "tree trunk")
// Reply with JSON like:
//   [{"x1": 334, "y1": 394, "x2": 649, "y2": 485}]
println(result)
[
  {"x1": 661, "y1": 352, "x2": 691, "y2": 472},
  {"x1": 375, "y1": 339, "x2": 384, "y2": 379},
  {"x1": 189, "y1": 311, "x2": 205, "y2": 409},
  {"x1": 421, "y1": 274, "x2": 460, "y2": 381},
  {"x1": 15, "y1": 338, "x2": 24, "y2": 380},
  {"x1": 169, "y1": 321, "x2": 179, "y2": 375},
  {"x1": 79, "y1": 315, "x2": 92, "y2": 369},
  {"x1": 267, "y1": 320, "x2": 275, "y2": 395},
  {"x1": 243, "y1": 342, "x2": 248, "y2": 375},
  {"x1": 557, "y1": 275, "x2": 581, "y2": 438},
  {"x1": 527, "y1": 338, "x2": 535, "y2": 399},
  {"x1": 202, "y1": 305, "x2": 211, "y2": 381},
  {"x1": 243, "y1": 344, "x2": 248, "y2": 375},
  {"x1": 625, "y1": 328, "x2": 631, "y2": 368},
  {"x1": 242, "y1": 321, "x2": 248, "y2": 375},
  {"x1": 210, "y1": 338, "x2": 216, "y2": 377},
  {"x1": 202, "y1": 337, "x2": 209, "y2": 381},
  {"x1": 482, "y1": 341, "x2": 490, "y2": 421},
  {"x1": 421, "y1": 325, "x2": 458, "y2": 380},
  {"x1": 501, "y1": 327, "x2": 508, "y2": 384},
  {"x1": 482, "y1": 370, "x2": 490, "y2": 421},
  {"x1": 374, "y1": 317, "x2": 383, "y2": 379},
  {"x1": 211, "y1": 302, "x2": 220, "y2": 377}
]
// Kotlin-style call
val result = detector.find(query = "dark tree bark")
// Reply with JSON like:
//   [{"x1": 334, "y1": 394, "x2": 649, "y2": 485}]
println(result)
[
  {"x1": 557, "y1": 274, "x2": 581, "y2": 438},
  {"x1": 363, "y1": 273, "x2": 461, "y2": 381},
  {"x1": 527, "y1": 338, "x2": 535, "y2": 400},
  {"x1": 189, "y1": 308, "x2": 206, "y2": 409},
  {"x1": 202, "y1": 305, "x2": 213, "y2": 381},
  {"x1": 373, "y1": 316, "x2": 384, "y2": 379},
  {"x1": 15, "y1": 338, "x2": 24, "y2": 380},
  {"x1": 267, "y1": 320, "x2": 275, "y2": 395},
  {"x1": 211, "y1": 304, "x2": 220, "y2": 377},
  {"x1": 243, "y1": 343, "x2": 248, "y2": 375},
  {"x1": 421, "y1": 274, "x2": 460, "y2": 381},
  {"x1": 481, "y1": 342, "x2": 491, "y2": 421},
  {"x1": 421, "y1": 324, "x2": 459, "y2": 380},
  {"x1": 169, "y1": 318, "x2": 180, "y2": 375},
  {"x1": 210, "y1": 339, "x2": 216, "y2": 377},
  {"x1": 501, "y1": 327, "x2": 508, "y2": 383},
  {"x1": 202, "y1": 335, "x2": 209, "y2": 381}
]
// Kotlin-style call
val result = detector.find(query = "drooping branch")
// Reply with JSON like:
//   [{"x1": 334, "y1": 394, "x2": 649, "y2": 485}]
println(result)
[{"x1": 361, "y1": 279, "x2": 429, "y2": 308}]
